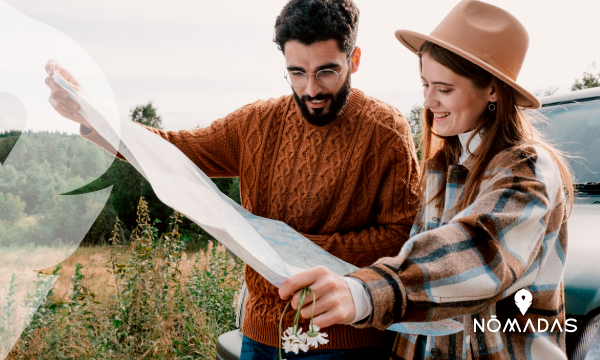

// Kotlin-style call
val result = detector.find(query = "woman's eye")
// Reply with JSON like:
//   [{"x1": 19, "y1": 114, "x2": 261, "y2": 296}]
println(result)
[
  {"x1": 438, "y1": 89, "x2": 451, "y2": 94},
  {"x1": 421, "y1": 83, "x2": 429, "y2": 88}
]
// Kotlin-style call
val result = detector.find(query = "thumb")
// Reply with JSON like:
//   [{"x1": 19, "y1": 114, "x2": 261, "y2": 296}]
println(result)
[{"x1": 55, "y1": 69, "x2": 83, "y2": 93}]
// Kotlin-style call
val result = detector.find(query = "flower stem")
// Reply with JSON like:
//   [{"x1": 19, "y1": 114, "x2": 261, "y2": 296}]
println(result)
[
  {"x1": 279, "y1": 300, "x2": 292, "y2": 360},
  {"x1": 309, "y1": 288, "x2": 316, "y2": 333},
  {"x1": 292, "y1": 288, "x2": 308, "y2": 335}
]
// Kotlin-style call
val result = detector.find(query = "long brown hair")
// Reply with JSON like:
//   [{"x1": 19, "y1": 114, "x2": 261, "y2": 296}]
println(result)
[{"x1": 417, "y1": 41, "x2": 574, "y2": 215}]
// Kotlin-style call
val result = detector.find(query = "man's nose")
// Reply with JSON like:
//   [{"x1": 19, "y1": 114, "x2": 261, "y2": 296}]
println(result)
[{"x1": 305, "y1": 74, "x2": 323, "y2": 98}]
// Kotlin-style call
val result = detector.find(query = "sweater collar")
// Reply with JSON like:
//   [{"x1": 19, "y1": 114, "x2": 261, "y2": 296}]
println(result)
[{"x1": 336, "y1": 88, "x2": 365, "y2": 121}]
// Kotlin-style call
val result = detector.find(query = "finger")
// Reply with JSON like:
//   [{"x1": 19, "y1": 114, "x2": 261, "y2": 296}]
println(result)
[
  {"x1": 279, "y1": 266, "x2": 329, "y2": 300},
  {"x1": 48, "y1": 97, "x2": 87, "y2": 125},
  {"x1": 291, "y1": 288, "x2": 316, "y2": 310},
  {"x1": 54, "y1": 70, "x2": 84, "y2": 93},
  {"x1": 45, "y1": 59, "x2": 57, "y2": 76},
  {"x1": 299, "y1": 291, "x2": 335, "y2": 320},
  {"x1": 45, "y1": 76, "x2": 81, "y2": 110},
  {"x1": 53, "y1": 63, "x2": 80, "y2": 87},
  {"x1": 44, "y1": 76, "x2": 69, "y2": 97},
  {"x1": 49, "y1": 92, "x2": 79, "y2": 111},
  {"x1": 311, "y1": 309, "x2": 346, "y2": 329},
  {"x1": 48, "y1": 97, "x2": 76, "y2": 117}
]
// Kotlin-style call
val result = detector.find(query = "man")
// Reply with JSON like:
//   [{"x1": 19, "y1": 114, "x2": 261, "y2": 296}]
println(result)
[{"x1": 45, "y1": 0, "x2": 419, "y2": 358}]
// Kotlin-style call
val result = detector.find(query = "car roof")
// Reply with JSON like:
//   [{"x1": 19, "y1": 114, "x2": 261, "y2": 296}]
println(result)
[{"x1": 539, "y1": 87, "x2": 600, "y2": 106}]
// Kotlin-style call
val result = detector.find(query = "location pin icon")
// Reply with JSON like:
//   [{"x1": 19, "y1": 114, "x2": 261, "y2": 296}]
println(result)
[{"x1": 515, "y1": 288, "x2": 533, "y2": 315}]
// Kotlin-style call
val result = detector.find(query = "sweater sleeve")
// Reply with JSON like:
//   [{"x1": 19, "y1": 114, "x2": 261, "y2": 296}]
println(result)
[
  {"x1": 302, "y1": 131, "x2": 420, "y2": 269},
  {"x1": 348, "y1": 147, "x2": 566, "y2": 330},
  {"x1": 80, "y1": 103, "x2": 256, "y2": 177}
]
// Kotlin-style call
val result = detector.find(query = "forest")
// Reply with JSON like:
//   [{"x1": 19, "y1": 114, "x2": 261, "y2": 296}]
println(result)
[{"x1": 0, "y1": 105, "x2": 241, "y2": 250}]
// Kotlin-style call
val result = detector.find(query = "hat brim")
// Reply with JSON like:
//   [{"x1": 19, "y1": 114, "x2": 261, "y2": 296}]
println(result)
[{"x1": 395, "y1": 29, "x2": 541, "y2": 109}]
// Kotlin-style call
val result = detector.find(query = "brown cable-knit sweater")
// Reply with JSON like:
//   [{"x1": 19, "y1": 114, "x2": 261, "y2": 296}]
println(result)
[{"x1": 82, "y1": 88, "x2": 420, "y2": 350}]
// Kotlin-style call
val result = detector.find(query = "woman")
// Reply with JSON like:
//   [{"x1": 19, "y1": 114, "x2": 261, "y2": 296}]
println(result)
[{"x1": 279, "y1": 1, "x2": 574, "y2": 359}]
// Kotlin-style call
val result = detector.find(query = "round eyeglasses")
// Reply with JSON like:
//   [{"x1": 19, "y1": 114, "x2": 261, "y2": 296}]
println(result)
[{"x1": 284, "y1": 64, "x2": 347, "y2": 89}]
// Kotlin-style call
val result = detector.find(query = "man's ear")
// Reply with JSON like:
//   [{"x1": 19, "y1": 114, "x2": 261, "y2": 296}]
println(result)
[{"x1": 350, "y1": 47, "x2": 361, "y2": 74}]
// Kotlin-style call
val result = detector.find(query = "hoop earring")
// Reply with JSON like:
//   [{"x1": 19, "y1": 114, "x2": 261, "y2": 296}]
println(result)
[{"x1": 488, "y1": 102, "x2": 496, "y2": 111}]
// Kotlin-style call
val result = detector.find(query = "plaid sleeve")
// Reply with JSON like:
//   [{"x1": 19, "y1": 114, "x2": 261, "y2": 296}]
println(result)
[{"x1": 349, "y1": 146, "x2": 565, "y2": 330}]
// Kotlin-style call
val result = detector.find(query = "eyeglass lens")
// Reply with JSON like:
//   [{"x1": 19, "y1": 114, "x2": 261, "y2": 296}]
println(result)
[{"x1": 286, "y1": 69, "x2": 340, "y2": 88}]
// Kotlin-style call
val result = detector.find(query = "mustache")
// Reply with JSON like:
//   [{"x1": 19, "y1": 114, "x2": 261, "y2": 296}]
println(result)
[{"x1": 300, "y1": 93, "x2": 335, "y2": 102}]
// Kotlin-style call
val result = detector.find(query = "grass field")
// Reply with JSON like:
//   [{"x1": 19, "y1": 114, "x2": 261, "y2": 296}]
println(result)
[{"x1": 0, "y1": 199, "x2": 244, "y2": 359}]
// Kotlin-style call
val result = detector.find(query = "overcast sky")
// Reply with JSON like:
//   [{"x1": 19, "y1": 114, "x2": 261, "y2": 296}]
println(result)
[{"x1": 2, "y1": 0, "x2": 599, "y2": 133}]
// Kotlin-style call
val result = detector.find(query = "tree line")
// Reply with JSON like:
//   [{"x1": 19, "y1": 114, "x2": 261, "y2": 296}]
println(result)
[{"x1": 0, "y1": 103, "x2": 240, "y2": 249}]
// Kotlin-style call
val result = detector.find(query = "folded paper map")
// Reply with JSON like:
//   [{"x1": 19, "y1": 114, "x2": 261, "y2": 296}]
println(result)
[{"x1": 52, "y1": 69, "x2": 463, "y2": 336}]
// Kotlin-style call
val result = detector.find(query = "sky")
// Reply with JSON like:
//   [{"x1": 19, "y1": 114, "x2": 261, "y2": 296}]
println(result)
[{"x1": 1, "y1": 0, "x2": 599, "y2": 133}]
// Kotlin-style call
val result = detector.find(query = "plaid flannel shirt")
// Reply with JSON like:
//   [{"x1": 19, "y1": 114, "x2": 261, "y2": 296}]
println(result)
[{"x1": 350, "y1": 145, "x2": 569, "y2": 360}]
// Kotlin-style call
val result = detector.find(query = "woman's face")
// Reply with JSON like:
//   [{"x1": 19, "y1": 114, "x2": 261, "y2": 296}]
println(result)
[{"x1": 420, "y1": 52, "x2": 496, "y2": 136}]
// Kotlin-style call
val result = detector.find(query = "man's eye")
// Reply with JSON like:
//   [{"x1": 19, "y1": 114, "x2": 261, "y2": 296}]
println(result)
[
  {"x1": 318, "y1": 70, "x2": 336, "y2": 78},
  {"x1": 290, "y1": 72, "x2": 305, "y2": 77}
]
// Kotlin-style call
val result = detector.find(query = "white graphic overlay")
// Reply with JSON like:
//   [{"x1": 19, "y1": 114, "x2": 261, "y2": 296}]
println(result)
[
  {"x1": 515, "y1": 288, "x2": 533, "y2": 315},
  {"x1": 0, "y1": 1, "x2": 119, "y2": 357}
]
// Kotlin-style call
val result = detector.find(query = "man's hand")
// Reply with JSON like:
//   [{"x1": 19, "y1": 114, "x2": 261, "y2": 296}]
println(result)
[
  {"x1": 44, "y1": 60, "x2": 91, "y2": 129},
  {"x1": 279, "y1": 266, "x2": 356, "y2": 328}
]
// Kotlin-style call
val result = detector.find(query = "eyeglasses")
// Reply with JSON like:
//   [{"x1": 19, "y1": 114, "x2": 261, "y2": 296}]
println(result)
[{"x1": 284, "y1": 64, "x2": 347, "y2": 89}]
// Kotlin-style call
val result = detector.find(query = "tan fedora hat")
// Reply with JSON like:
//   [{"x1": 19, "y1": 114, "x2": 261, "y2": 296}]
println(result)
[{"x1": 395, "y1": 0, "x2": 540, "y2": 109}]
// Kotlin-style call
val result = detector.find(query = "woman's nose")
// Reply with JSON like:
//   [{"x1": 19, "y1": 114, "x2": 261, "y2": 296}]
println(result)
[{"x1": 423, "y1": 89, "x2": 439, "y2": 109}]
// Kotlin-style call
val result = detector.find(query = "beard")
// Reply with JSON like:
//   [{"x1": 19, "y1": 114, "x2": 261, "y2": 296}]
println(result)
[{"x1": 292, "y1": 72, "x2": 352, "y2": 127}]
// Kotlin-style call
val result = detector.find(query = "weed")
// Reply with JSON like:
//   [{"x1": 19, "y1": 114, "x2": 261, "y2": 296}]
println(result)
[{"x1": 7, "y1": 197, "x2": 243, "y2": 359}]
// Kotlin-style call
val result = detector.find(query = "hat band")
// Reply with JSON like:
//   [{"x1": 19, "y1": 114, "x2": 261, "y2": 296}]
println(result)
[{"x1": 430, "y1": 31, "x2": 517, "y2": 81}]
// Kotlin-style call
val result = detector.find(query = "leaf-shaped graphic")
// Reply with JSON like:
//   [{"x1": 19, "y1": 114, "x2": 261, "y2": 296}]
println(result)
[{"x1": 0, "y1": 1, "x2": 119, "y2": 357}]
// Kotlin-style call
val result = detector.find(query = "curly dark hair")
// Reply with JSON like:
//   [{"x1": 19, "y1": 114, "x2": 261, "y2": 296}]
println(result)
[{"x1": 274, "y1": 0, "x2": 359, "y2": 55}]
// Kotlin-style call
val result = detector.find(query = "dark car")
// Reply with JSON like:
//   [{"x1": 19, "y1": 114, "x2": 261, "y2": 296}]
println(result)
[
  {"x1": 216, "y1": 87, "x2": 600, "y2": 360},
  {"x1": 535, "y1": 87, "x2": 600, "y2": 360}
]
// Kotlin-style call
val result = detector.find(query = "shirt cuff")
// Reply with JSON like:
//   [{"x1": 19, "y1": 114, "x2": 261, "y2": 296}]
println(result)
[{"x1": 343, "y1": 276, "x2": 373, "y2": 324}]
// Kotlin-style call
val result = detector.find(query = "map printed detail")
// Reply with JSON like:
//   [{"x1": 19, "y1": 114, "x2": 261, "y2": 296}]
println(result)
[
  {"x1": 52, "y1": 70, "x2": 463, "y2": 336},
  {"x1": 243, "y1": 211, "x2": 359, "y2": 276}
]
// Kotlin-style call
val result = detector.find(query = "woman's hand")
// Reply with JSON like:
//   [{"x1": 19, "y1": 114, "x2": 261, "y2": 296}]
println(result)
[
  {"x1": 44, "y1": 60, "x2": 91, "y2": 129},
  {"x1": 278, "y1": 266, "x2": 356, "y2": 328}
]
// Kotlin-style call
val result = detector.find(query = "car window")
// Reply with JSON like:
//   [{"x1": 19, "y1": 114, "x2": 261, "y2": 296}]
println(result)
[{"x1": 534, "y1": 98, "x2": 600, "y2": 184}]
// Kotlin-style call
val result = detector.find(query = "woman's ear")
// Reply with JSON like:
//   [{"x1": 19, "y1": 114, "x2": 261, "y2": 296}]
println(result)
[{"x1": 488, "y1": 84, "x2": 497, "y2": 102}]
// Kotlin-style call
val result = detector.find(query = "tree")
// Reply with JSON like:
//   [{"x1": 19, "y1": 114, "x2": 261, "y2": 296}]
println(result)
[
  {"x1": 130, "y1": 101, "x2": 163, "y2": 129},
  {"x1": 406, "y1": 104, "x2": 423, "y2": 160},
  {"x1": 407, "y1": 104, "x2": 423, "y2": 136},
  {"x1": 0, "y1": 192, "x2": 26, "y2": 225},
  {"x1": 572, "y1": 62, "x2": 600, "y2": 91}
]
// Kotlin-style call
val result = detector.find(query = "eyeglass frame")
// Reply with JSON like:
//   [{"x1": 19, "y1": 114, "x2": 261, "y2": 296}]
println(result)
[{"x1": 283, "y1": 55, "x2": 353, "y2": 89}]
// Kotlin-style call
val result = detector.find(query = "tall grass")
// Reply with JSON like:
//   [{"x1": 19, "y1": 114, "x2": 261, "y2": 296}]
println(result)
[{"x1": 3, "y1": 197, "x2": 243, "y2": 359}]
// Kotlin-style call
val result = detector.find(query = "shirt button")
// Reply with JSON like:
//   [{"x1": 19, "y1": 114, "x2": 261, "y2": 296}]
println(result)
[
  {"x1": 382, "y1": 312, "x2": 393, "y2": 325},
  {"x1": 431, "y1": 347, "x2": 441, "y2": 357}
]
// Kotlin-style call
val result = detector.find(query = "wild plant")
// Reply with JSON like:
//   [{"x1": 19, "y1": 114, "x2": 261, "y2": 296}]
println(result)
[{"x1": 7, "y1": 197, "x2": 243, "y2": 359}]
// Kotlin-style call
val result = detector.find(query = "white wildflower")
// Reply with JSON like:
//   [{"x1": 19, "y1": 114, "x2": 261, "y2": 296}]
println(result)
[
  {"x1": 281, "y1": 326, "x2": 309, "y2": 354},
  {"x1": 306, "y1": 324, "x2": 329, "y2": 348}
]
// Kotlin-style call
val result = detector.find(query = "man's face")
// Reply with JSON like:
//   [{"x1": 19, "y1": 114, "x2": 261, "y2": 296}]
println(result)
[{"x1": 284, "y1": 39, "x2": 357, "y2": 126}]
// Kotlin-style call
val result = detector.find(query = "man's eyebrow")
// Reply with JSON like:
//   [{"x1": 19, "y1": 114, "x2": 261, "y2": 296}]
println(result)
[
  {"x1": 316, "y1": 62, "x2": 342, "y2": 71},
  {"x1": 421, "y1": 76, "x2": 454, "y2": 86},
  {"x1": 287, "y1": 65, "x2": 305, "y2": 72},
  {"x1": 286, "y1": 62, "x2": 342, "y2": 72}
]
